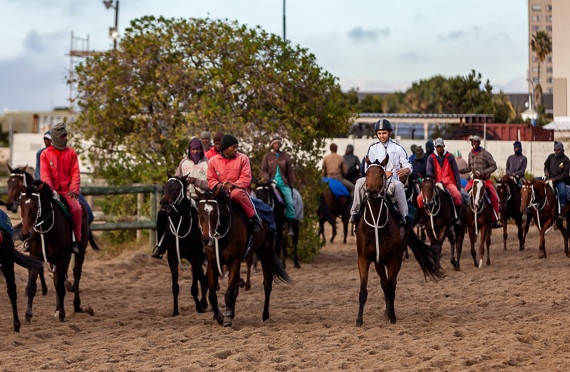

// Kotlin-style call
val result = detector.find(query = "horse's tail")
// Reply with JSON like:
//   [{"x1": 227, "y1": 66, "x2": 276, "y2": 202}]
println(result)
[
  {"x1": 270, "y1": 249, "x2": 292, "y2": 284},
  {"x1": 88, "y1": 230, "x2": 102, "y2": 251},
  {"x1": 406, "y1": 228, "x2": 445, "y2": 281}
]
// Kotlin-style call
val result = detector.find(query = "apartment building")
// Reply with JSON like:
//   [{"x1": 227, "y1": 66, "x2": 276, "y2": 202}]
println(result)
[{"x1": 528, "y1": 0, "x2": 553, "y2": 95}]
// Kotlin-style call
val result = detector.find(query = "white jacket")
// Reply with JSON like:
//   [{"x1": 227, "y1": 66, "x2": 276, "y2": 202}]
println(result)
[
  {"x1": 365, "y1": 139, "x2": 412, "y2": 182},
  {"x1": 175, "y1": 156, "x2": 209, "y2": 198}
]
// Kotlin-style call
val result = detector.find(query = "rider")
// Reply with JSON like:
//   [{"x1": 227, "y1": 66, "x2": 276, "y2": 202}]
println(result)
[
  {"x1": 505, "y1": 141, "x2": 527, "y2": 186},
  {"x1": 418, "y1": 138, "x2": 462, "y2": 226},
  {"x1": 261, "y1": 137, "x2": 296, "y2": 235},
  {"x1": 343, "y1": 144, "x2": 360, "y2": 184},
  {"x1": 39, "y1": 122, "x2": 83, "y2": 254},
  {"x1": 409, "y1": 145, "x2": 427, "y2": 183},
  {"x1": 322, "y1": 143, "x2": 354, "y2": 195},
  {"x1": 544, "y1": 141, "x2": 570, "y2": 221},
  {"x1": 207, "y1": 134, "x2": 262, "y2": 234},
  {"x1": 459, "y1": 135, "x2": 502, "y2": 229},
  {"x1": 205, "y1": 131, "x2": 223, "y2": 159},
  {"x1": 349, "y1": 119, "x2": 411, "y2": 226},
  {"x1": 152, "y1": 138, "x2": 209, "y2": 259},
  {"x1": 34, "y1": 130, "x2": 51, "y2": 180}
]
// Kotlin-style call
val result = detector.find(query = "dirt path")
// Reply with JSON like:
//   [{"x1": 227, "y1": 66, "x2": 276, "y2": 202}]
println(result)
[{"x1": 2, "y1": 224, "x2": 570, "y2": 371}]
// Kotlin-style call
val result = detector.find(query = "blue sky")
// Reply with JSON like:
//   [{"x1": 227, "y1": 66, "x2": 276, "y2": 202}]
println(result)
[{"x1": 0, "y1": 0, "x2": 528, "y2": 111}]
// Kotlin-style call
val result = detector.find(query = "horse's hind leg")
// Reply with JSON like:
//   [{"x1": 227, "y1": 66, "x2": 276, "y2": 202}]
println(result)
[
  {"x1": 292, "y1": 220, "x2": 301, "y2": 269},
  {"x1": 1, "y1": 257, "x2": 21, "y2": 332},
  {"x1": 502, "y1": 221, "x2": 508, "y2": 251},
  {"x1": 54, "y1": 268, "x2": 67, "y2": 322},
  {"x1": 259, "y1": 248, "x2": 275, "y2": 322},
  {"x1": 223, "y1": 260, "x2": 242, "y2": 327},
  {"x1": 485, "y1": 229, "x2": 491, "y2": 266},
  {"x1": 206, "y1": 258, "x2": 223, "y2": 324},
  {"x1": 189, "y1": 255, "x2": 208, "y2": 313},
  {"x1": 167, "y1": 256, "x2": 180, "y2": 316},
  {"x1": 25, "y1": 268, "x2": 40, "y2": 322},
  {"x1": 72, "y1": 254, "x2": 85, "y2": 313},
  {"x1": 38, "y1": 267, "x2": 48, "y2": 296}
]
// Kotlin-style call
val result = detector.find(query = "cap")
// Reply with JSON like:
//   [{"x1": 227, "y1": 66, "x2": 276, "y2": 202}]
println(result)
[
  {"x1": 434, "y1": 138, "x2": 445, "y2": 147},
  {"x1": 470, "y1": 135, "x2": 481, "y2": 142},
  {"x1": 43, "y1": 130, "x2": 52, "y2": 140}
]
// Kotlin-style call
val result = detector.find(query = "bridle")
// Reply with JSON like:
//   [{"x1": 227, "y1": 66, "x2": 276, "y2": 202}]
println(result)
[{"x1": 363, "y1": 163, "x2": 391, "y2": 263}]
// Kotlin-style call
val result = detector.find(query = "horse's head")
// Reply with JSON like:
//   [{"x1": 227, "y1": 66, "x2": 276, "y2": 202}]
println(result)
[
  {"x1": 495, "y1": 176, "x2": 512, "y2": 213},
  {"x1": 255, "y1": 180, "x2": 274, "y2": 205},
  {"x1": 520, "y1": 179, "x2": 536, "y2": 213},
  {"x1": 196, "y1": 187, "x2": 230, "y2": 247},
  {"x1": 5, "y1": 164, "x2": 33, "y2": 213},
  {"x1": 160, "y1": 176, "x2": 187, "y2": 213},
  {"x1": 365, "y1": 156, "x2": 389, "y2": 199},
  {"x1": 420, "y1": 176, "x2": 437, "y2": 210},
  {"x1": 470, "y1": 178, "x2": 487, "y2": 209},
  {"x1": 19, "y1": 180, "x2": 49, "y2": 239}
]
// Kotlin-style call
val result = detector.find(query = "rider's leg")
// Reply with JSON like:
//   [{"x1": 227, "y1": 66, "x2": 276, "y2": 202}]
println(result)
[
  {"x1": 556, "y1": 181, "x2": 566, "y2": 220},
  {"x1": 485, "y1": 179, "x2": 502, "y2": 228},
  {"x1": 230, "y1": 188, "x2": 261, "y2": 233},
  {"x1": 77, "y1": 193, "x2": 94, "y2": 224},
  {"x1": 447, "y1": 183, "x2": 462, "y2": 224},
  {"x1": 349, "y1": 177, "x2": 365, "y2": 222},
  {"x1": 152, "y1": 210, "x2": 168, "y2": 259},
  {"x1": 388, "y1": 180, "x2": 408, "y2": 226},
  {"x1": 66, "y1": 196, "x2": 83, "y2": 254}
]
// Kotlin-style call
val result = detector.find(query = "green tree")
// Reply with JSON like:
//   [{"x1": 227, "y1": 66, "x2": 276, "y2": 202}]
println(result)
[
  {"x1": 531, "y1": 31, "x2": 552, "y2": 109},
  {"x1": 71, "y1": 16, "x2": 351, "y2": 259}
]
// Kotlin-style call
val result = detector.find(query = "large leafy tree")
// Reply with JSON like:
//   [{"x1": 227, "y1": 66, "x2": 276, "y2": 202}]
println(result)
[
  {"x1": 71, "y1": 16, "x2": 351, "y2": 258},
  {"x1": 530, "y1": 31, "x2": 552, "y2": 110}
]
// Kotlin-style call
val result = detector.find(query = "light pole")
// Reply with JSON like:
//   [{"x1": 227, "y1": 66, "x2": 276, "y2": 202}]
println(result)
[
  {"x1": 283, "y1": 0, "x2": 286, "y2": 41},
  {"x1": 103, "y1": 1, "x2": 119, "y2": 50}
]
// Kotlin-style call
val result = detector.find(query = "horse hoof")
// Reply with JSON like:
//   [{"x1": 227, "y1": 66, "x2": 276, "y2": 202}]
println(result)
[
  {"x1": 25, "y1": 314, "x2": 32, "y2": 323},
  {"x1": 13, "y1": 321, "x2": 21, "y2": 333},
  {"x1": 478, "y1": 259, "x2": 483, "y2": 268},
  {"x1": 213, "y1": 313, "x2": 224, "y2": 325},
  {"x1": 223, "y1": 317, "x2": 233, "y2": 327},
  {"x1": 294, "y1": 262, "x2": 301, "y2": 269},
  {"x1": 356, "y1": 319, "x2": 363, "y2": 327}
]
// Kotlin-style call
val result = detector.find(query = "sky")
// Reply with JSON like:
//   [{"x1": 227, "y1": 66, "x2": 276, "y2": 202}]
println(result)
[{"x1": 0, "y1": 0, "x2": 529, "y2": 112}]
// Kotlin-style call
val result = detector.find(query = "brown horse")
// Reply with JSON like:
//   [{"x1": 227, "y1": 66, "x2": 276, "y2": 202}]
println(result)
[
  {"x1": 0, "y1": 228, "x2": 43, "y2": 332},
  {"x1": 1, "y1": 165, "x2": 49, "y2": 296},
  {"x1": 196, "y1": 186, "x2": 290, "y2": 327},
  {"x1": 467, "y1": 178, "x2": 493, "y2": 267},
  {"x1": 158, "y1": 176, "x2": 208, "y2": 316},
  {"x1": 520, "y1": 178, "x2": 569, "y2": 258},
  {"x1": 318, "y1": 182, "x2": 350, "y2": 244},
  {"x1": 495, "y1": 175, "x2": 531, "y2": 251},
  {"x1": 255, "y1": 181, "x2": 301, "y2": 269},
  {"x1": 419, "y1": 177, "x2": 468, "y2": 271},
  {"x1": 19, "y1": 180, "x2": 100, "y2": 322},
  {"x1": 355, "y1": 158, "x2": 444, "y2": 327}
]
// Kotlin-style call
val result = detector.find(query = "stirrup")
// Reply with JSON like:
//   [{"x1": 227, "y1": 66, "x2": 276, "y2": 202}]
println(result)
[{"x1": 151, "y1": 245, "x2": 163, "y2": 259}]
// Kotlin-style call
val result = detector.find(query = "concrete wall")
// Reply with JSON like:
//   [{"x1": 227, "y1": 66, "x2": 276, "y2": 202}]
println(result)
[{"x1": 323, "y1": 138, "x2": 557, "y2": 178}]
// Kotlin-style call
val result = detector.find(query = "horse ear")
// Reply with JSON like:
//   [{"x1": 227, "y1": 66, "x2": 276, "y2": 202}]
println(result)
[
  {"x1": 380, "y1": 154, "x2": 389, "y2": 167},
  {"x1": 7, "y1": 164, "x2": 14, "y2": 173},
  {"x1": 365, "y1": 156, "x2": 371, "y2": 166},
  {"x1": 23, "y1": 164, "x2": 28, "y2": 173}
]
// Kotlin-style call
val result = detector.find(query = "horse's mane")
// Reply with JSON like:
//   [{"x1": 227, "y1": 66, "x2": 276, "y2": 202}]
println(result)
[{"x1": 25, "y1": 180, "x2": 54, "y2": 199}]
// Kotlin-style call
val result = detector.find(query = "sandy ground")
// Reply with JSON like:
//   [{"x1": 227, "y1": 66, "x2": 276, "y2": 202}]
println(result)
[{"x1": 2, "y1": 223, "x2": 570, "y2": 371}]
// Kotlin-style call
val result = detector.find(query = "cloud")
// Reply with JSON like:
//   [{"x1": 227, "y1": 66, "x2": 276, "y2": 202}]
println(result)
[
  {"x1": 347, "y1": 27, "x2": 389, "y2": 42},
  {"x1": 437, "y1": 30, "x2": 466, "y2": 42}
]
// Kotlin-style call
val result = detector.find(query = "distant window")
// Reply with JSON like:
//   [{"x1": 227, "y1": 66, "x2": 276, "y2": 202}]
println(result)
[
  {"x1": 546, "y1": 5, "x2": 552, "y2": 11},
  {"x1": 547, "y1": 66, "x2": 553, "y2": 73},
  {"x1": 533, "y1": 67, "x2": 539, "y2": 73},
  {"x1": 547, "y1": 56, "x2": 552, "y2": 62},
  {"x1": 532, "y1": 15, "x2": 541, "y2": 21},
  {"x1": 548, "y1": 88, "x2": 553, "y2": 94},
  {"x1": 532, "y1": 25, "x2": 540, "y2": 31},
  {"x1": 546, "y1": 25, "x2": 552, "y2": 31},
  {"x1": 547, "y1": 78, "x2": 553, "y2": 84},
  {"x1": 532, "y1": 56, "x2": 538, "y2": 62},
  {"x1": 546, "y1": 15, "x2": 552, "y2": 22},
  {"x1": 532, "y1": 5, "x2": 542, "y2": 11}
]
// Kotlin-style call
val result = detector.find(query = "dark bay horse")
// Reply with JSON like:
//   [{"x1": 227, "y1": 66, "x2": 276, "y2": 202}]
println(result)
[
  {"x1": 520, "y1": 178, "x2": 569, "y2": 258},
  {"x1": 255, "y1": 181, "x2": 301, "y2": 269},
  {"x1": 196, "y1": 186, "x2": 290, "y2": 327},
  {"x1": 467, "y1": 178, "x2": 493, "y2": 267},
  {"x1": 0, "y1": 228, "x2": 43, "y2": 332},
  {"x1": 495, "y1": 175, "x2": 531, "y2": 251},
  {"x1": 355, "y1": 158, "x2": 444, "y2": 327},
  {"x1": 19, "y1": 180, "x2": 100, "y2": 322},
  {"x1": 2, "y1": 165, "x2": 49, "y2": 296},
  {"x1": 318, "y1": 180, "x2": 350, "y2": 244},
  {"x1": 419, "y1": 177, "x2": 467, "y2": 271},
  {"x1": 158, "y1": 176, "x2": 208, "y2": 316}
]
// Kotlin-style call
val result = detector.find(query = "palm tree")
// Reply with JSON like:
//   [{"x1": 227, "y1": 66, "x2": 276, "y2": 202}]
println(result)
[{"x1": 530, "y1": 31, "x2": 552, "y2": 110}]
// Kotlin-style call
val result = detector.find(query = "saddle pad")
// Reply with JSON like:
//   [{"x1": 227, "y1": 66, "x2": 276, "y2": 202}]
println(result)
[
  {"x1": 322, "y1": 178, "x2": 349, "y2": 197},
  {"x1": 0, "y1": 209, "x2": 14, "y2": 235},
  {"x1": 292, "y1": 188, "x2": 304, "y2": 220},
  {"x1": 252, "y1": 198, "x2": 277, "y2": 233}
]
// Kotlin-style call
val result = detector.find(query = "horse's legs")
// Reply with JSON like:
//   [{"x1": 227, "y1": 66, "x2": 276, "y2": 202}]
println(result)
[
  {"x1": 502, "y1": 217, "x2": 508, "y2": 251},
  {"x1": 1, "y1": 253, "x2": 20, "y2": 332},
  {"x1": 454, "y1": 226, "x2": 465, "y2": 271},
  {"x1": 469, "y1": 226, "x2": 478, "y2": 267},
  {"x1": 477, "y1": 225, "x2": 487, "y2": 268},
  {"x1": 356, "y1": 255, "x2": 370, "y2": 327},
  {"x1": 258, "y1": 243, "x2": 275, "y2": 322},
  {"x1": 342, "y1": 213, "x2": 349, "y2": 244},
  {"x1": 223, "y1": 260, "x2": 242, "y2": 327},
  {"x1": 25, "y1": 268, "x2": 39, "y2": 322},
  {"x1": 485, "y1": 228, "x2": 491, "y2": 266},
  {"x1": 244, "y1": 255, "x2": 252, "y2": 291},
  {"x1": 166, "y1": 254, "x2": 180, "y2": 316},
  {"x1": 329, "y1": 219, "x2": 337, "y2": 244},
  {"x1": 38, "y1": 267, "x2": 48, "y2": 296},
  {"x1": 318, "y1": 218, "x2": 326, "y2": 244},
  {"x1": 292, "y1": 220, "x2": 301, "y2": 269},
  {"x1": 557, "y1": 218, "x2": 569, "y2": 257},
  {"x1": 206, "y1": 256, "x2": 223, "y2": 324},
  {"x1": 190, "y1": 254, "x2": 208, "y2": 313},
  {"x1": 72, "y1": 253, "x2": 85, "y2": 313},
  {"x1": 377, "y1": 258, "x2": 402, "y2": 324},
  {"x1": 54, "y1": 265, "x2": 68, "y2": 322}
]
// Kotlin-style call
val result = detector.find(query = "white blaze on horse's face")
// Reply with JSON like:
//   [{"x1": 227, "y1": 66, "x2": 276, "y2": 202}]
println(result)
[{"x1": 473, "y1": 179, "x2": 485, "y2": 208}]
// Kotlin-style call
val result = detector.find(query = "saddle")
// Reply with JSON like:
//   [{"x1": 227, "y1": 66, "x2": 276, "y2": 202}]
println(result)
[{"x1": 322, "y1": 177, "x2": 349, "y2": 198}]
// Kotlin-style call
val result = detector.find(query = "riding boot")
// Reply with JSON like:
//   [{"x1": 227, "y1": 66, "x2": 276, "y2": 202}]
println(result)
[
  {"x1": 557, "y1": 204, "x2": 566, "y2": 222},
  {"x1": 250, "y1": 215, "x2": 262, "y2": 234},
  {"x1": 71, "y1": 241, "x2": 81, "y2": 255},
  {"x1": 152, "y1": 210, "x2": 168, "y2": 259},
  {"x1": 454, "y1": 205, "x2": 462, "y2": 226}
]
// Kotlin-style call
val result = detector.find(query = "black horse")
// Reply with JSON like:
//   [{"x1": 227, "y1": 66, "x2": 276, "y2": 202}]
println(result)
[
  {"x1": 0, "y1": 228, "x2": 43, "y2": 332},
  {"x1": 318, "y1": 181, "x2": 351, "y2": 244},
  {"x1": 157, "y1": 176, "x2": 208, "y2": 316},
  {"x1": 255, "y1": 181, "x2": 301, "y2": 269}
]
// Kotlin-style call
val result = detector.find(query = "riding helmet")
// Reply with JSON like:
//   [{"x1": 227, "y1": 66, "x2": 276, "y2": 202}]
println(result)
[{"x1": 374, "y1": 119, "x2": 393, "y2": 132}]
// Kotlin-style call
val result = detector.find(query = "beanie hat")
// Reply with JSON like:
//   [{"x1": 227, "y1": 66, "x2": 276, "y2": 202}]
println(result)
[
  {"x1": 200, "y1": 131, "x2": 211, "y2": 140},
  {"x1": 554, "y1": 141, "x2": 564, "y2": 151},
  {"x1": 220, "y1": 134, "x2": 238, "y2": 152},
  {"x1": 270, "y1": 137, "x2": 282, "y2": 147},
  {"x1": 51, "y1": 122, "x2": 68, "y2": 150},
  {"x1": 425, "y1": 140, "x2": 434, "y2": 153}
]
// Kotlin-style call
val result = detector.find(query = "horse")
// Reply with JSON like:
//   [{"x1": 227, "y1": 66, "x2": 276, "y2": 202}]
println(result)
[
  {"x1": 2, "y1": 165, "x2": 49, "y2": 296},
  {"x1": 355, "y1": 157, "x2": 444, "y2": 327},
  {"x1": 196, "y1": 186, "x2": 290, "y2": 327},
  {"x1": 467, "y1": 177, "x2": 494, "y2": 268},
  {"x1": 0, "y1": 228, "x2": 43, "y2": 332},
  {"x1": 404, "y1": 177, "x2": 426, "y2": 257},
  {"x1": 255, "y1": 181, "x2": 301, "y2": 269},
  {"x1": 318, "y1": 180, "x2": 351, "y2": 244},
  {"x1": 158, "y1": 176, "x2": 208, "y2": 316},
  {"x1": 520, "y1": 178, "x2": 569, "y2": 258},
  {"x1": 19, "y1": 180, "x2": 100, "y2": 322},
  {"x1": 419, "y1": 176, "x2": 468, "y2": 271},
  {"x1": 495, "y1": 175, "x2": 531, "y2": 251}
]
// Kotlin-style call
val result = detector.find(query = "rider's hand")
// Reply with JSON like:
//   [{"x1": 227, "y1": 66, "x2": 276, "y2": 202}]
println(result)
[
  {"x1": 474, "y1": 170, "x2": 481, "y2": 177},
  {"x1": 385, "y1": 170, "x2": 393, "y2": 178},
  {"x1": 223, "y1": 182, "x2": 235, "y2": 190},
  {"x1": 66, "y1": 191, "x2": 78, "y2": 199},
  {"x1": 187, "y1": 176, "x2": 196, "y2": 185}
]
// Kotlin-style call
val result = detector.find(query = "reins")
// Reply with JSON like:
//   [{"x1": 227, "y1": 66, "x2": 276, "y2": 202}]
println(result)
[
  {"x1": 24, "y1": 191, "x2": 56, "y2": 272},
  {"x1": 421, "y1": 180, "x2": 442, "y2": 231},
  {"x1": 364, "y1": 163, "x2": 392, "y2": 263},
  {"x1": 165, "y1": 178, "x2": 194, "y2": 271},
  {"x1": 198, "y1": 197, "x2": 231, "y2": 276},
  {"x1": 523, "y1": 181, "x2": 550, "y2": 231}
]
